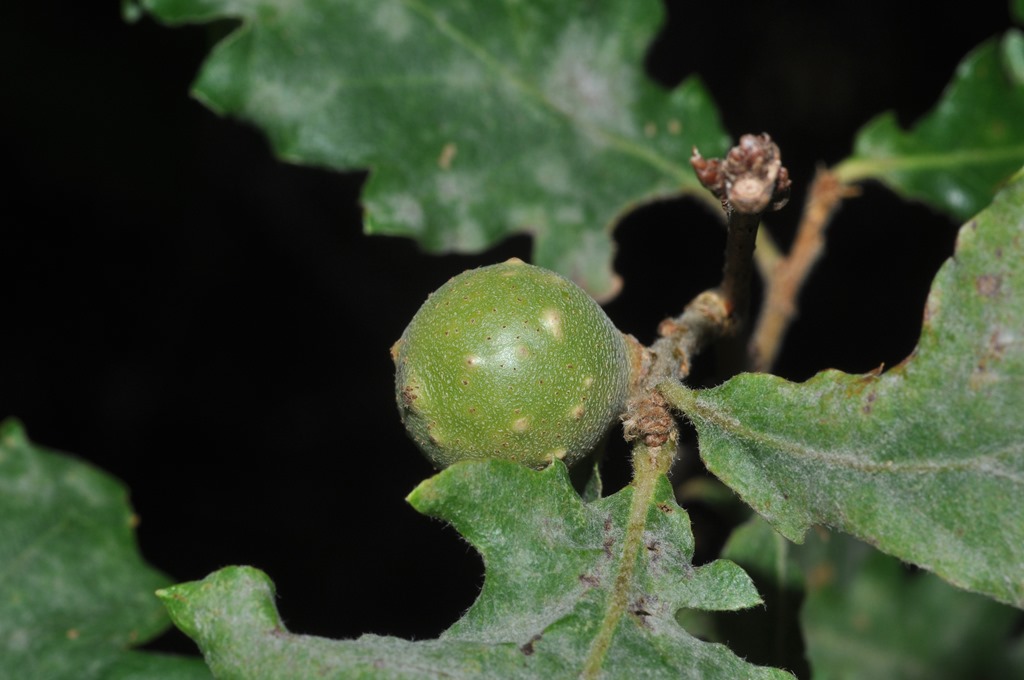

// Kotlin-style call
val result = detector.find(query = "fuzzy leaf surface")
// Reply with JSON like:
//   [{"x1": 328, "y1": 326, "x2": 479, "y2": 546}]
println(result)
[
  {"x1": 129, "y1": 0, "x2": 729, "y2": 300},
  {"x1": 723, "y1": 518, "x2": 1023, "y2": 679},
  {"x1": 160, "y1": 460, "x2": 791, "y2": 678},
  {"x1": 0, "y1": 419, "x2": 210, "y2": 680},
  {"x1": 836, "y1": 30, "x2": 1024, "y2": 220},
  {"x1": 664, "y1": 172, "x2": 1024, "y2": 607}
]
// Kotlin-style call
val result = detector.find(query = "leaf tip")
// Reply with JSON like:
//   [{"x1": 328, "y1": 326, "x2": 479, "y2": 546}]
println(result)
[{"x1": 405, "y1": 475, "x2": 441, "y2": 512}]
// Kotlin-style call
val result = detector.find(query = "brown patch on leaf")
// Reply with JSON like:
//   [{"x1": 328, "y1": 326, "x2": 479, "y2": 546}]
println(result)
[
  {"x1": 389, "y1": 339, "x2": 404, "y2": 362},
  {"x1": 630, "y1": 597, "x2": 654, "y2": 627},
  {"x1": 844, "y1": 368, "x2": 881, "y2": 398},
  {"x1": 970, "y1": 328, "x2": 1013, "y2": 390},
  {"x1": 922, "y1": 296, "x2": 937, "y2": 326},
  {"x1": 602, "y1": 516, "x2": 615, "y2": 558},
  {"x1": 400, "y1": 384, "x2": 419, "y2": 408},
  {"x1": 862, "y1": 390, "x2": 878, "y2": 415},
  {"x1": 976, "y1": 274, "x2": 1003, "y2": 298},
  {"x1": 519, "y1": 634, "x2": 542, "y2": 656}
]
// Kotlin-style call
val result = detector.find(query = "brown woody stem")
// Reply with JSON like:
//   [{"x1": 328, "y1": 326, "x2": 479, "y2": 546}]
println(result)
[
  {"x1": 748, "y1": 168, "x2": 857, "y2": 372},
  {"x1": 624, "y1": 134, "x2": 789, "y2": 451}
]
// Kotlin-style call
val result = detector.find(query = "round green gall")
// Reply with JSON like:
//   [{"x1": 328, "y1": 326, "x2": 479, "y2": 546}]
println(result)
[{"x1": 392, "y1": 258, "x2": 632, "y2": 470}]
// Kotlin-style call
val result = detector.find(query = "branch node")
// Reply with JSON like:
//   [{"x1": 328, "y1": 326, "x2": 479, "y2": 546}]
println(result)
[
  {"x1": 622, "y1": 390, "x2": 675, "y2": 449},
  {"x1": 625, "y1": 134, "x2": 790, "y2": 454},
  {"x1": 692, "y1": 133, "x2": 789, "y2": 215}
]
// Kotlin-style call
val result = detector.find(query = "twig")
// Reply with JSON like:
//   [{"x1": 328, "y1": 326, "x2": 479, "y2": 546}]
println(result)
[
  {"x1": 748, "y1": 168, "x2": 858, "y2": 372},
  {"x1": 754, "y1": 226, "x2": 784, "y2": 284},
  {"x1": 623, "y1": 134, "x2": 789, "y2": 450}
]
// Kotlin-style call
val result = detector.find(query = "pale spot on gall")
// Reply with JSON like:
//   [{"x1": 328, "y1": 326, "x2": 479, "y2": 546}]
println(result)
[{"x1": 540, "y1": 308, "x2": 563, "y2": 340}]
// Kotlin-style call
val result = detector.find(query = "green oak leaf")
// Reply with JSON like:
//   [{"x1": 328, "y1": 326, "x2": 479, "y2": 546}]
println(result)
[
  {"x1": 724, "y1": 517, "x2": 1023, "y2": 680},
  {"x1": 835, "y1": 30, "x2": 1024, "y2": 220},
  {"x1": 159, "y1": 460, "x2": 792, "y2": 678},
  {"x1": 663, "y1": 170, "x2": 1024, "y2": 608},
  {"x1": 0, "y1": 419, "x2": 210, "y2": 680},
  {"x1": 129, "y1": 0, "x2": 729, "y2": 300}
]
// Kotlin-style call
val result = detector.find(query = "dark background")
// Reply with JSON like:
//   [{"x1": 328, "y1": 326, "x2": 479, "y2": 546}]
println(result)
[{"x1": 1, "y1": 0, "x2": 1017, "y2": 660}]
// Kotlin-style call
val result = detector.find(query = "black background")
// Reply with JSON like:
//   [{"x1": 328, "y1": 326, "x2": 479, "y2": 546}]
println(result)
[{"x1": 2, "y1": 0, "x2": 1017, "y2": 660}]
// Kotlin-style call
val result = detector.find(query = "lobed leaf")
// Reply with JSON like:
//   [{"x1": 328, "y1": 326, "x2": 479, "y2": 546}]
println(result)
[
  {"x1": 0, "y1": 419, "x2": 210, "y2": 680},
  {"x1": 664, "y1": 170, "x2": 1024, "y2": 607},
  {"x1": 159, "y1": 460, "x2": 792, "y2": 678},
  {"x1": 835, "y1": 30, "x2": 1024, "y2": 220},
  {"x1": 129, "y1": 0, "x2": 730, "y2": 300}
]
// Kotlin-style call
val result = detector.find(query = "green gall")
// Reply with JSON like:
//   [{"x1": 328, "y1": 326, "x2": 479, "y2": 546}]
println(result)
[{"x1": 392, "y1": 258, "x2": 632, "y2": 469}]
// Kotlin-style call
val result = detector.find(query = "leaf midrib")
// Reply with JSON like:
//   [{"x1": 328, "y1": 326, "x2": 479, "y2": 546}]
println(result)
[
  {"x1": 662, "y1": 381, "x2": 1024, "y2": 484},
  {"x1": 581, "y1": 459, "x2": 660, "y2": 678},
  {"x1": 836, "y1": 144, "x2": 1024, "y2": 182}
]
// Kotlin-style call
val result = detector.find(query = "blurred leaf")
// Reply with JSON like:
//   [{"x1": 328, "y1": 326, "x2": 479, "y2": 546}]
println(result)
[
  {"x1": 0, "y1": 419, "x2": 210, "y2": 680},
  {"x1": 1015, "y1": 0, "x2": 1024, "y2": 24},
  {"x1": 802, "y1": 532, "x2": 1020, "y2": 680},
  {"x1": 836, "y1": 30, "x2": 1024, "y2": 220},
  {"x1": 129, "y1": 0, "x2": 729, "y2": 300},
  {"x1": 160, "y1": 460, "x2": 792, "y2": 678},
  {"x1": 721, "y1": 516, "x2": 803, "y2": 593},
  {"x1": 664, "y1": 171, "x2": 1024, "y2": 607},
  {"x1": 724, "y1": 517, "x2": 1023, "y2": 680}
]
